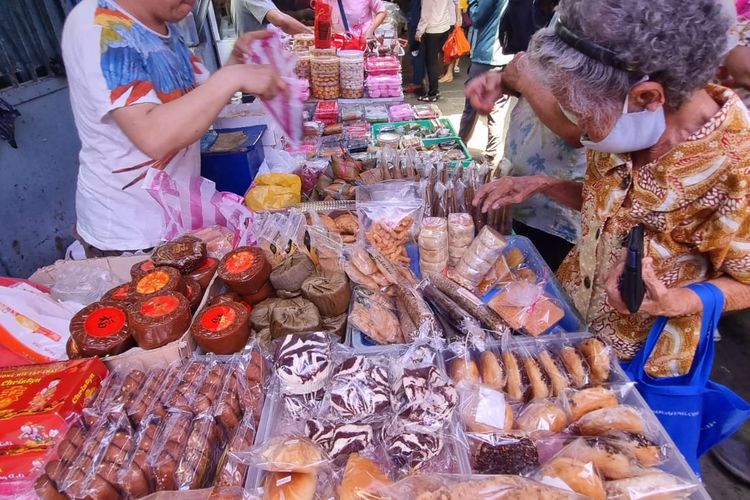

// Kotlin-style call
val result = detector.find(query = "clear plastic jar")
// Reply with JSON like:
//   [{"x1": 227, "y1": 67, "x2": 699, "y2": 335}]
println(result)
[
  {"x1": 293, "y1": 33, "x2": 315, "y2": 50},
  {"x1": 311, "y1": 56, "x2": 340, "y2": 100},
  {"x1": 294, "y1": 53, "x2": 312, "y2": 81},
  {"x1": 338, "y1": 50, "x2": 364, "y2": 99}
]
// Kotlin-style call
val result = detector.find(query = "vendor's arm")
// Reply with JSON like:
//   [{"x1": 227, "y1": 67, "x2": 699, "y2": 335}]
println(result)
[
  {"x1": 266, "y1": 9, "x2": 313, "y2": 35},
  {"x1": 111, "y1": 64, "x2": 285, "y2": 160},
  {"x1": 364, "y1": 0, "x2": 387, "y2": 39},
  {"x1": 503, "y1": 53, "x2": 583, "y2": 147}
]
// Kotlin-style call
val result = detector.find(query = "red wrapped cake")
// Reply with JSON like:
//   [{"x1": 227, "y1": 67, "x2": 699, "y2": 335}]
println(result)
[
  {"x1": 186, "y1": 257, "x2": 219, "y2": 289},
  {"x1": 69, "y1": 301, "x2": 134, "y2": 357},
  {"x1": 131, "y1": 267, "x2": 186, "y2": 301},
  {"x1": 218, "y1": 247, "x2": 271, "y2": 295},
  {"x1": 129, "y1": 292, "x2": 191, "y2": 350},
  {"x1": 192, "y1": 302, "x2": 251, "y2": 355}
]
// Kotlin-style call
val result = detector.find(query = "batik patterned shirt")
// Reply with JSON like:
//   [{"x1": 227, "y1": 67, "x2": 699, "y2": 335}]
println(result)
[{"x1": 557, "y1": 85, "x2": 750, "y2": 377}]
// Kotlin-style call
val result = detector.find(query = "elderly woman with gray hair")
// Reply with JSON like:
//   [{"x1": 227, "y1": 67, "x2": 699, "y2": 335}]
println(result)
[{"x1": 470, "y1": 0, "x2": 750, "y2": 377}]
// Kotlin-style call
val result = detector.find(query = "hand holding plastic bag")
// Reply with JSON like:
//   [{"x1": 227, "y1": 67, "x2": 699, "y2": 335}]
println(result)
[{"x1": 443, "y1": 26, "x2": 471, "y2": 64}]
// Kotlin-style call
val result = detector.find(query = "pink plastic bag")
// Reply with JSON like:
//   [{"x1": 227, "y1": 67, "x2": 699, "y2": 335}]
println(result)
[
  {"x1": 143, "y1": 169, "x2": 258, "y2": 247},
  {"x1": 246, "y1": 27, "x2": 304, "y2": 144}
]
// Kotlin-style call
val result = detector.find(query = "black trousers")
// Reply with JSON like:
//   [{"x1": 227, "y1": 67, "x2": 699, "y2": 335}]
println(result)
[
  {"x1": 459, "y1": 62, "x2": 508, "y2": 159},
  {"x1": 422, "y1": 30, "x2": 450, "y2": 96},
  {"x1": 512, "y1": 221, "x2": 575, "y2": 272}
]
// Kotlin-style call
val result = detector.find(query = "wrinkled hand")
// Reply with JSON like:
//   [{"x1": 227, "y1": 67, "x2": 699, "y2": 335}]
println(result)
[
  {"x1": 472, "y1": 175, "x2": 552, "y2": 213},
  {"x1": 232, "y1": 64, "x2": 288, "y2": 100},
  {"x1": 502, "y1": 52, "x2": 531, "y2": 94},
  {"x1": 604, "y1": 257, "x2": 702, "y2": 317},
  {"x1": 466, "y1": 72, "x2": 504, "y2": 115},
  {"x1": 227, "y1": 30, "x2": 273, "y2": 65}
]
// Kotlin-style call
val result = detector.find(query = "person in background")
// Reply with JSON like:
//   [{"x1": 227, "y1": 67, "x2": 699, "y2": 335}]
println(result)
[
  {"x1": 439, "y1": 0, "x2": 468, "y2": 82},
  {"x1": 457, "y1": 0, "x2": 512, "y2": 167},
  {"x1": 471, "y1": 0, "x2": 750, "y2": 379},
  {"x1": 416, "y1": 0, "x2": 460, "y2": 101},
  {"x1": 404, "y1": 0, "x2": 427, "y2": 94},
  {"x1": 330, "y1": 0, "x2": 387, "y2": 39},
  {"x1": 232, "y1": 0, "x2": 312, "y2": 35},
  {"x1": 62, "y1": 0, "x2": 285, "y2": 257}
]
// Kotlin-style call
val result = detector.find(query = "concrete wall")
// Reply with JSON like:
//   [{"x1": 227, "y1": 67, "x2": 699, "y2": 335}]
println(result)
[{"x1": 0, "y1": 78, "x2": 79, "y2": 278}]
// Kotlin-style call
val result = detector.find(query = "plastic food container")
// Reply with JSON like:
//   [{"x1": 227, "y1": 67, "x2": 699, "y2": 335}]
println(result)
[
  {"x1": 293, "y1": 33, "x2": 314, "y2": 50},
  {"x1": 314, "y1": 100, "x2": 340, "y2": 125},
  {"x1": 311, "y1": 56, "x2": 340, "y2": 100},
  {"x1": 364, "y1": 103, "x2": 389, "y2": 124},
  {"x1": 388, "y1": 103, "x2": 414, "y2": 122},
  {"x1": 366, "y1": 74, "x2": 402, "y2": 98},
  {"x1": 365, "y1": 55, "x2": 401, "y2": 75},
  {"x1": 339, "y1": 50, "x2": 365, "y2": 99},
  {"x1": 294, "y1": 52, "x2": 311, "y2": 82}
]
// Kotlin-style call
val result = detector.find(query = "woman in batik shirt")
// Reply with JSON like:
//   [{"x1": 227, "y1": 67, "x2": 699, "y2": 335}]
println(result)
[{"x1": 470, "y1": 0, "x2": 750, "y2": 377}]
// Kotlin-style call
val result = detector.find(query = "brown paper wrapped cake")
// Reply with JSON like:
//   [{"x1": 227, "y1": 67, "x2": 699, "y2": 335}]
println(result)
[
  {"x1": 186, "y1": 256, "x2": 218, "y2": 289},
  {"x1": 152, "y1": 235, "x2": 207, "y2": 273},
  {"x1": 129, "y1": 292, "x2": 191, "y2": 349},
  {"x1": 321, "y1": 313, "x2": 347, "y2": 338},
  {"x1": 250, "y1": 298, "x2": 281, "y2": 331},
  {"x1": 192, "y1": 302, "x2": 251, "y2": 355},
  {"x1": 218, "y1": 247, "x2": 272, "y2": 295},
  {"x1": 269, "y1": 252, "x2": 316, "y2": 298},
  {"x1": 69, "y1": 301, "x2": 134, "y2": 357},
  {"x1": 131, "y1": 266, "x2": 186, "y2": 301},
  {"x1": 270, "y1": 298, "x2": 321, "y2": 338},
  {"x1": 301, "y1": 272, "x2": 351, "y2": 317}
]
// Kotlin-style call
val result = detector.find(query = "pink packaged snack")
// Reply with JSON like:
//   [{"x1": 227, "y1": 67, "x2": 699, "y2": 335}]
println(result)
[
  {"x1": 365, "y1": 56, "x2": 401, "y2": 75},
  {"x1": 388, "y1": 103, "x2": 414, "y2": 122},
  {"x1": 246, "y1": 26, "x2": 304, "y2": 144},
  {"x1": 366, "y1": 74, "x2": 403, "y2": 98}
]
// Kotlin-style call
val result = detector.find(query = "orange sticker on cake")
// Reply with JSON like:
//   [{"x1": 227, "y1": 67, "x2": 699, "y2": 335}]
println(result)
[
  {"x1": 141, "y1": 295, "x2": 180, "y2": 318},
  {"x1": 136, "y1": 271, "x2": 170, "y2": 295},
  {"x1": 225, "y1": 252, "x2": 255, "y2": 274},
  {"x1": 201, "y1": 305, "x2": 236, "y2": 332},
  {"x1": 84, "y1": 307, "x2": 126, "y2": 338}
]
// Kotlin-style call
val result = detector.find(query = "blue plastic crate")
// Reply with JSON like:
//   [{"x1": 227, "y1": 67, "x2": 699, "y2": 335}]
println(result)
[{"x1": 200, "y1": 125, "x2": 267, "y2": 196}]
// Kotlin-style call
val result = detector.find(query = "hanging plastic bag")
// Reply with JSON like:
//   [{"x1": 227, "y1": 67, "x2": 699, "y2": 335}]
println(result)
[
  {"x1": 443, "y1": 27, "x2": 470, "y2": 64},
  {"x1": 245, "y1": 173, "x2": 302, "y2": 211}
]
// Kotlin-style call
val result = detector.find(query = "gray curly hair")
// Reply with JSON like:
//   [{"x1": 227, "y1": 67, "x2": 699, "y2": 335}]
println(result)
[{"x1": 528, "y1": 0, "x2": 732, "y2": 122}]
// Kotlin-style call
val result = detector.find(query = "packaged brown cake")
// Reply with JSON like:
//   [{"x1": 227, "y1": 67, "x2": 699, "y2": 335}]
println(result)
[
  {"x1": 129, "y1": 292, "x2": 191, "y2": 350},
  {"x1": 192, "y1": 302, "x2": 251, "y2": 355},
  {"x1": 132, "y1": 266, "x2": 186, "y2": 301},
  {"x1": 300, "y1": 272, "x2": 350, "y2": 317},
  {"x1": 270, "y1": 297, "x2": 321, "y2": 338},
  {"x1": 152, "y1": 235, "x2": 207, "y2": 273},
  {"x1": 242, "y1": 280, "x2": 275, "y2": 305},
  {"x1": 69, "y1": 301, "x2": 135, "y2": 357},
  {"x1": 186, "y1": 256, "x2": 219, "y2": 289},
  {"x1": 218, "y1": 247, "x2": 272, "y2": 295}
]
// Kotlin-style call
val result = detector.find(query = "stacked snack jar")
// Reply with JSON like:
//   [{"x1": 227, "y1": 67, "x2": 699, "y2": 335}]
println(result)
[
  {"x1": 419, "y1": 217, "x2": 449, "y2": 276},
  {"x1": 311, "y1": 55, "x2": 340, "y2": 100},
  {"x1": 294, "y1": 52, "x2": 312, "y2": 82},
  {"x1": 294, "y1": 33, "x2": 315, "y2": 50},
  {"x1": 338, "y1": 50, "x2": 364, "y2": 99}
]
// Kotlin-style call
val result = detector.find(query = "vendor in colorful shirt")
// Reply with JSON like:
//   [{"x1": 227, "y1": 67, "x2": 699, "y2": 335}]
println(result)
[
  {"x1": 471, "y1": 0, "x2": 750, "y2": 377},
  {"x1": 330, "y1": 0, "x2": 387, "y2": 39},
  {"x1": 62, "y1": 0, "x2": 286, "y2": 257}
]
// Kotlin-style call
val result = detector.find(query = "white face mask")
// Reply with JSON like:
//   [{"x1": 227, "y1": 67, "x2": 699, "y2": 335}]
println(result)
[{"x1": 580, "y1": 92, "x2": 666, "y2": 154}]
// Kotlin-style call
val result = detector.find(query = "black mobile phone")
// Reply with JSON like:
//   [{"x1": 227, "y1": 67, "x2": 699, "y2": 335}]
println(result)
[{"x1": 619, "y1": 224, "x2": 645, "y2": 313}]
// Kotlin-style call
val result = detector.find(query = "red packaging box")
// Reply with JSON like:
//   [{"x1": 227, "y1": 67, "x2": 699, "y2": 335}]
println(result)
[{"x1": 0, "y1": 359, "x2": 107, "y2": 451}]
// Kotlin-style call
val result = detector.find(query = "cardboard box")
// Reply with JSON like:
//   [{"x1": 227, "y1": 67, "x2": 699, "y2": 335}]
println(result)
[
  {"x1": 0, "y1": 359, "x2": 106, "y2": 450},
  {"x1": 29, "y1": 256, "x2": 201, "y2": 372}
]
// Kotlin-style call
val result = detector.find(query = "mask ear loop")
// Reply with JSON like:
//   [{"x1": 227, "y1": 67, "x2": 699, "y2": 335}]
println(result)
[{"x1": 623, "y1": 75, "x2": 651, "y2": 113}]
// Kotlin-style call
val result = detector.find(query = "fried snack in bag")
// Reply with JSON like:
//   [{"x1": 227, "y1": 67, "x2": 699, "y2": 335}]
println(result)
[{"x1": 244, "y1": 174, "x2": 302, "y2": 211}]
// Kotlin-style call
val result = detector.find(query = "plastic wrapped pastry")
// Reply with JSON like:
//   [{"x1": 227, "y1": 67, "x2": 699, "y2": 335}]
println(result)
[
  {"x1": 454, "y1": 226, "x2": 507, "y2": 289},
  {"x1": 269, "y1": 252, "x2": 316, "y2": 298},
  {"x1": 301, "y1": 272, "x2": 351, "y2": 317},
  {"x1": 270, "y1": 297, "x2": 321, "y2": 338},
  {"x1": 448, "y1": 213, "x2": 475, "y2": 267},
  {"x1": 418, "y1": 217, "x2": 449, "y2": 276},
  {"x1": 152, "y1": 235, "x2": 207, "y2": 273},
  {"x1": 321, "y1": 313, "x2": 347, "y2": 338},
  {"x1": 69, "y1": 301, "x2": 134, "y2": 357},
  {"x1": 219, "y1": 247, "x2": 272, "y2": 295},
  {"x1": 192, "y1": 302, "x2": 251, "y2": 354}
]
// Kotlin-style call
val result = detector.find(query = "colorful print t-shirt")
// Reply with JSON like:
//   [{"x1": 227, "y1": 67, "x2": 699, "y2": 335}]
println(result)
[{"x1": 62, "y1": 0, "x2": 207, "y2": 251}]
